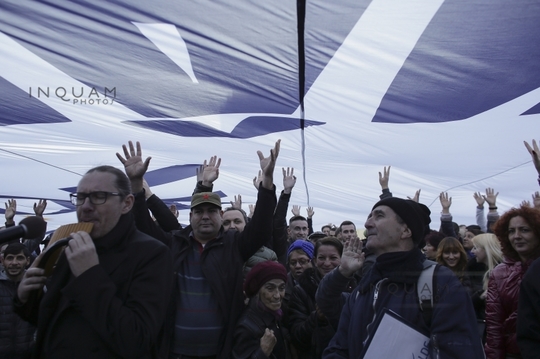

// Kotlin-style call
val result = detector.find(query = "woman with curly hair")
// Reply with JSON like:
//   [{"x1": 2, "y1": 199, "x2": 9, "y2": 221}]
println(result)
[
  {"x1": 485, "y1": 205, "x2": 540, "y2": 359},
  {"x1": 436, "y1": 237, "x2": 470, "y2": 288}
]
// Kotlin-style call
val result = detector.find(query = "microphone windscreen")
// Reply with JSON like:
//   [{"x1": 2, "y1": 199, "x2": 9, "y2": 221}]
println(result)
[{"x1": 19, "y1": 216, "x2": 47, "y2": 239}]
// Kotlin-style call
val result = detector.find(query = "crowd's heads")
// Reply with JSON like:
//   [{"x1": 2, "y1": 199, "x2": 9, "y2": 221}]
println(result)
[
  {"x1": 288, "y1": 215, "x2": 309, "y2": 240},
  {"x1": 307, "y1": 231, "x2": 326, "y2": 243},
  {"x1": 339, "y1": 221, "x2": 356, "y2": 242},
  {"x1": 243, "y1": 261, "x2": 287, "y2": 298},
  {"x1": 321, "y1": 224, "x2": 336, "y2": 236},
  {"x1": 423, "y1": 230, "x2": 445, "y2": 260},
  {"x1": 462, "y1": 225, "x2": 483, "y2": 251},
  {"x1": 314, "y1": 237, "x2": 343, "y2": 277},
  {"x1": 2, "y1": 242, "x2": 30, "y2": 280},
  {"x1": 436, "y1": 237, "x2": 468, "y2": 273},
  {"x1": 75, "y1": 165, "x2": 135, "y2": 239},
  {"x1": 471, "y1": 233, "x2": 503, "y2": 269},
  {"x1": 370, "y1": 197, "x2": 431, "y2": 246},
  {"x1": 190, "y1": 192, "x2": 223, "y2": 242},
  {"x1": 287, "y1": 240, "x2": 314, "y2": 280},
  {"x1": 222, "y1": 207, "x2": 247, "y2": 232},
  {"x1": 493, "y1": 205, "x2": 540, "y2": 262}
]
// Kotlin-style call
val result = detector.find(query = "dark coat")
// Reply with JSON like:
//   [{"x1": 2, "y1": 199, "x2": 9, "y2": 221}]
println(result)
[
  {"x1": 323, "y1": 250, "x2": 485, "y2": 359},
  {"x1": 14, "y1": 213, "x2": 174, "y2": 359},
  {"x1": 0, "y1": 270, "x2": 35, "y2": 359},
  {"x1": 132, "y1": 185, "x2": 277, "y2": 359},
  {"x1": 288, "y1": 267, "x2": 335, "y2": 359},
  {"x1": 233, "y1": 298, "x2": 291, "y2": 359},
  {"x1": 485, "y1": 257, "x2": 533, "y2": 359},
  {"x1": 517, "y1": 257, "x2": 540, "y2": 358}
]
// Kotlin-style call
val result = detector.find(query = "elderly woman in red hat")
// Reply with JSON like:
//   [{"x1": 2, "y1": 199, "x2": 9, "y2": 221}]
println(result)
[{"x1": 232, "y1": 261, "x2": 291, "y2": 359}]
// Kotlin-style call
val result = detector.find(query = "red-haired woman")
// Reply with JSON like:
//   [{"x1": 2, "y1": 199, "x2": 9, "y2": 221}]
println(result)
[{"x1": 485, "y1": 205, "x2": 540, "y2": 359}]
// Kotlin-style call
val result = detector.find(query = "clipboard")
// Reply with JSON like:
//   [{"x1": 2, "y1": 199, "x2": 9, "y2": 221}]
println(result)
[{"x1": 361, "y1": 308, "x2": 431, "y2": 359}]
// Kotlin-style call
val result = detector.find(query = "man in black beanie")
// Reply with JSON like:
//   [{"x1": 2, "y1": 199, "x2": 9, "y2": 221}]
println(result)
[{"x1": 323, "y1": 197, "x2": 485, "y2": 359}]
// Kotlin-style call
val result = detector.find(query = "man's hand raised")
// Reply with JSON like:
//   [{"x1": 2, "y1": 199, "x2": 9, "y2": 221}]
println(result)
[
  {"x1": 257, "y1": 139, "x2": 280, "y2": 190},
  {"x1": 116, "y1": 141, "x2": 151, "y2": 193}
]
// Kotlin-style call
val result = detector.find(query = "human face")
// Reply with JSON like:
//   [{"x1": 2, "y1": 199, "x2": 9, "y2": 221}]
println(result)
[
  {"x1": 3, "y1": 251, "x2": 29, "y2": 281},
  {"x1": 442, "y1": 250, "x2": 461, "y2": 268},
  {"x1": 222, "y1": 210, "x2": 246, "y2": 232},
  {"x1": 340, "y1": 224, "x2": 357, "y2": 242},
  {"x1": 190, "y1": 204, "x2": 223, "y2": 242},
  {"x1": 258, "y1": 279, "x2": 285, "y2": 311},
  {"x1": 288, "y1": 250, "x2": 312, "y2": 280},
  {"x1": 316, "y1": 245, "x2": 341, "y2": 277},
  {"x1": 76, "y1": 172, "x2": 133, "y2": 239},
  {"x1": 462, "y1": 231, "x2": 475, "y2": 250},
  {"x1": 471, "y1": 245, "x2": 486, "y2": 264},
  {"x1": 423, "y1": 243, "x2": 437, "y2": 260},
  {"x1": 322, "y1": 227, "x2": 331, "y2": 236},
  {"x1": 508, "y1": 216, "x2": 540, "y2": 261},
  {"x1": 288, "y1": 220, "x2": 309, "y2": 240},
  {"x1": 364, "y1": 206, "x2": 410, "y2": 256}
]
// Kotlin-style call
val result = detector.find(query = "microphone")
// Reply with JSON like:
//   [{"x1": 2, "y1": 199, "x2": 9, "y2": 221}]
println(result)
[{"x1": 0, "y1": 216, "x2": 47, "y2": 245}]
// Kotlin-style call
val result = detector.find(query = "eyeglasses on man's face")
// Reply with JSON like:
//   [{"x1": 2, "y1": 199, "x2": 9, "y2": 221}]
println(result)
[{"x1": 70, "y1": 191, "x2": 121, "y2": 206}]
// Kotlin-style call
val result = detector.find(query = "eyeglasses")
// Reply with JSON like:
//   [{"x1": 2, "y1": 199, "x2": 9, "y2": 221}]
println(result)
[
  {"x1": 70, "y1": 191, "x2": 121, "y2": 206},
  {"x1": 289, "y1": 259, "x2": 310, "y2": 266}
]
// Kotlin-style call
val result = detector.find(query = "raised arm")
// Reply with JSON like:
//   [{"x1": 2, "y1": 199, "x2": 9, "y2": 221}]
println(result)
[
  {"x1": 5, "y1": 199, "x2": 16, "y2": 227},
  {"x1": 524, "y1": 139, "x2": 540, "y2": 178},
  {"x1": 484, "y1": 187, "x2": 499, "y2": 233},
  {"x1": 439, "y1": 192, "x2": 457, "y2": 238},
  {"x1": 378, "y1": 166, "x2": 392, "y2": 199}
]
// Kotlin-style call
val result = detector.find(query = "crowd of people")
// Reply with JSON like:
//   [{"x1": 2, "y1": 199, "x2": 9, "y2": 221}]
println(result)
[{"x1": 0, "y1": 138, "x2": 540, "y2": 359}]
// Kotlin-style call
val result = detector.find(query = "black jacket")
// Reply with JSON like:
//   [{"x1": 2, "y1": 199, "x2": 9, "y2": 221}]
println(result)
[
  {"x1": 132, "y1": 185, "x2": 277, "y2": 359},
  {"x1": 233, "y1": 298, "x2": 291, "y2": 359},
  {"x1": 14, "y1": 213, "x2": 174, "y2": 359},
  {"x1": 0, "y1": 270, "x2": 35, "y2": 359},
  {"x1": 288, "y1": 267, "x2": 335, "y2": 359}
]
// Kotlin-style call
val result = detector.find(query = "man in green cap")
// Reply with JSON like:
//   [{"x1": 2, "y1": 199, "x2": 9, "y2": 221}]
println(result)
[{"x1": 118, "y1": 139, "x2": 280, "y2": 359}]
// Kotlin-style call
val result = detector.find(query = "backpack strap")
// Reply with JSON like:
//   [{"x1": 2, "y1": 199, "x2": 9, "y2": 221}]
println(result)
[{"x1": 417, "y1": 260, "x2": 437, "y2": 327}]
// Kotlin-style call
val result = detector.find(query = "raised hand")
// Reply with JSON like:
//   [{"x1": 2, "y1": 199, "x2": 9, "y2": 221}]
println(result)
[
  {"x1": 201, "y1": 155, "x2": 221, "y2": 187},
  {"x1": 339, "y1": 237, "x2": 365, "y2": 277},
  {"x1": 33, "y1": 199, "x2": 47, "y2": 217},
  {"x1": 408, "y1": 189, "x2": 421, "y2": 203},
  {"x1": 306, "y1": 206, "x2": 315, "y2": 219},
  {"x1": 253, "y1": 170, "x2": 263, "y2": 190},
  {"x1": 484, "y1": 188, "x2": 498, "y2": 208},
  {"x1": 521, "y1": 200, "x2": 531, "y2": 207},
  {"x1": 439, "y1": 192, "x2": 452, "y2": 214},
  {"x1": 169, "y1": 204, "x2": 179, "y2": 218},
  {"x1": 282, "y1": 167, "x2": 296, "y2": 194},
  {"x1": 291, "y1": 205, "x2": 301, "y2": 217},
  {"x1": 257, "y1": 139, "x2": 280, "y2": 190},
  {"x1": 116, "y1": 141, "x2": 151, "y2": 192},
  {"x1": 378, "y1": 166, "x2": 391, "y2": 190},
  {"x1": 533, "y1": 191, "x2": 540, "y2": 210},
  {"x1": 473, "y1": 192, "x2": 485, "y2": 207},
  {"x1": 5, "y1": 199, "x2": 16, "y2": 224},
  {"x1": 230, "y1": 195, "x2": 242, "y2": 210},
  {"x1": 524, "y1": 139, "x2": 540, "y2": 175},
  {"x1": 248, "y1": 204, "x2": 255, "y2": 218}
]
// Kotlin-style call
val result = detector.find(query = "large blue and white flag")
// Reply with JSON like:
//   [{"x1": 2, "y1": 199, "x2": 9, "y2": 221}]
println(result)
[{"x1": 0, "y1": 0, "x2": 538, "y2": 232}]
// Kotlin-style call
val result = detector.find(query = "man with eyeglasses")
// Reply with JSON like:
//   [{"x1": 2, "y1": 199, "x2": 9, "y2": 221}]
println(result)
[
  {"x1": 118, "y1": 140, "x2": 279, "y2": 359},
  {"x1": 14, "y1": 165, "x2": 174, "y2": 359}
]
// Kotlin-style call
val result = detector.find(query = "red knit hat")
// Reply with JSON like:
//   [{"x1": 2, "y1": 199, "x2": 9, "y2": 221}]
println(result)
[{"x1": 243, "y1": 261, "x2": 287, "y2": 298}]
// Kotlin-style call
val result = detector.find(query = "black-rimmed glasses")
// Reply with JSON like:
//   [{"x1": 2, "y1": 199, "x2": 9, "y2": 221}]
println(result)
[{"x1": 70, "y1": 191, "x2": 121, "y2": 206}]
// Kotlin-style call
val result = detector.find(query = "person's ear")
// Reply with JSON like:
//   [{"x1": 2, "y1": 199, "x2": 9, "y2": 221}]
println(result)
[{"x1": 401, "y1": 226, "x2": 412, "y2": 240}]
